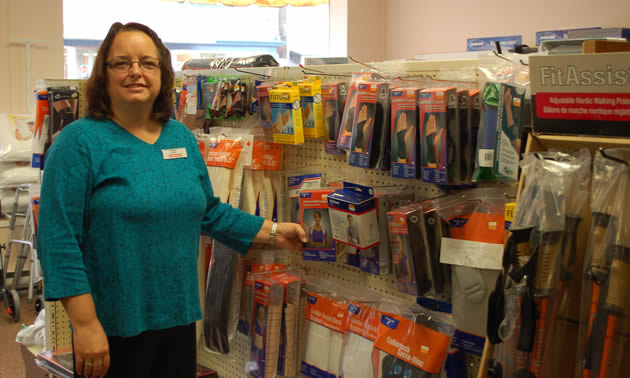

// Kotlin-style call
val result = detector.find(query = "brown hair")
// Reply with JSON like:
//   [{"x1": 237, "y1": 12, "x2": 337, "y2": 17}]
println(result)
[{"x1": 87, "y1": 22, "x2": 174, "y2": 123}]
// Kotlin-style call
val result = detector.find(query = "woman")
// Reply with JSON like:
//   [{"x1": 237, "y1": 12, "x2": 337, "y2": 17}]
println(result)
[
  {"x1": 37, "y1": 22, "x2": 306, "y2": 378},
  {"x1": 308, "y1": 211, "x2": 329, "y2": 249}
]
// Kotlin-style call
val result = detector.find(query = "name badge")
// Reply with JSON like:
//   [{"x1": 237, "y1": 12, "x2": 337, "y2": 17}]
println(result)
[{"x1": 161, "y1": 148, "x2": 188, "y2": 160}]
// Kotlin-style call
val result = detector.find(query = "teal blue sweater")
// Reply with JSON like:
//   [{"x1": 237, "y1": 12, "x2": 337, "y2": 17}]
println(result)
[{"x1": 38, "y1": 117, "x2": 264, "y2": 337}]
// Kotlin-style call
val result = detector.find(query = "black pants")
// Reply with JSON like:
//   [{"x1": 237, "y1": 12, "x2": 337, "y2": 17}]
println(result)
[{"x1": 73, "y1": 323, "x2": 197, "y2": 378}]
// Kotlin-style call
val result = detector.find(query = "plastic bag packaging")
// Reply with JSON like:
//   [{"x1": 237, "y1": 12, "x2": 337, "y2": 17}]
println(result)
[
  {"x1": 339, "y1": 300, "x2": 381, "y2": 378},
  {"x1": 322, "y1": 80, "x2": 348, "y2": 155},
  {"x1": 246, "y1": 273, "x2": 285, "y2": 377},
  {"x1": 182, "y1": 54, "x2": 279, "y2": 70},
  {"x1": 372, "y1": 302, "x2": 456, "y2": 378},
  {"x1": 577, "y1": 148, "x2": 630, "y2": 378},
  {"x1": 0, "y1": 163, "x2": 39, "y2": 188},
  {"x1": 287, "y1": 166, "x2": 323, "y2": 223},
  {"x1": 203, "y1": 238, "x2": 242, "y2": 355},
  {"x1": 300, "y1": 277, "x2": 349, "y2": 378},
  {"x1": 337, "y1": 73, "x2": 377, "y2": 151},
  {"x1": 0, "y1": 188, "x2": 30, "y2": 214},
  {"x1": 0, "y1": 114, "x2": 35, "y2": 163},
  {"x1": 390, "y1": 87, "x2": 421, "y2": 179}
]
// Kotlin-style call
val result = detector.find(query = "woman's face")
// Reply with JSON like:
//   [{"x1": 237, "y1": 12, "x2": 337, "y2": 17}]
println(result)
[
  {"x1": 313, "y1": 213, "x2": 321, "y2": 225},
  {"x1": 106, "y1": 31, "x2": 161, "y2": 110}
]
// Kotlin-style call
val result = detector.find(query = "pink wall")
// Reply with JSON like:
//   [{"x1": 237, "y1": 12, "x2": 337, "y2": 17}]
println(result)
[
  {"x1": 0, "y1": 0, "x2": 64, "y2": 114},
  {"x1": 346, "y1": 0, "x2": 385, "y2": 62},
  {"x1": 384, "y1": 0, "x2": 630, "y2": 60}
]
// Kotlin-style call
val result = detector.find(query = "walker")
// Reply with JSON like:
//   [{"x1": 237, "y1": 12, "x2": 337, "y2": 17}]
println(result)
[{"x1": 0, "y1": 184, "x2": 44, "y2": 321}]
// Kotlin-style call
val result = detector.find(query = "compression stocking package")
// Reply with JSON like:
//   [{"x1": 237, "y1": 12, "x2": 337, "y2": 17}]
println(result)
[
  {"x1": 301, "y1": 188, "x2": 336, "y2": 262},
  {"x1": 494, "y1": 83, "x2": 526, "y2": 182},
  {"x1": 372, "y1": 304, "x2": 455, "y2": 378},
  {"x1": 248, "y1": 276, "x2": 284, "y2": 377},
  {"x1": 204, "y1": 239, "x2": 243, "y2": 354},
  {"x1": 270, "y1": 272, "x2": 303, "y2": 377},
  {"x1": 348, "y1": 81, "x2": 390, "y2": 169},
  {"x1": 391, "y1": 88, "x2": 420, "y2": 179},
  {"x1": 321, "y1": 81, "x2": 348, "y2": 155},
  {"x1": 238, "y1": 250, "x2": 286, "y2": 336},
  {"x1": 299, "y1": 78, "x2": 325, "y2": 138},
  {"x1": 300, "y1": 291, "x2": 348, "y2": 377},
  {"x1": 419, "y1": 87, "x2": 458, "y2": 185},
  {"x1": 340, "y1": 301, "x2": 382, "y2": 378},
  {"x1": 200, "y1": 131, "x2": 245, "y2": 208},
  {"x1": 270, "y1": 84, "x2": 305, "y2": 145}
]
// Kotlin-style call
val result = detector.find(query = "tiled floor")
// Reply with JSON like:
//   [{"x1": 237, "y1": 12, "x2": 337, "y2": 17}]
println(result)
[{"x1": 0, "y1": 291, "x2": 39, "y2": 378}]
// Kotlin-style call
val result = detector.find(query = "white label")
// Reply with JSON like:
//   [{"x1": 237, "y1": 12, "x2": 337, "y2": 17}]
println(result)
[
  {"x1": 478, "y1": 149, "x2": 494, "y2": 167},
  {"x1": 161, "y1": 148, "x2": 188, "y2": 160},
  {"x1": 440, "y1": 238, "x2": 503, "y2": 270}
]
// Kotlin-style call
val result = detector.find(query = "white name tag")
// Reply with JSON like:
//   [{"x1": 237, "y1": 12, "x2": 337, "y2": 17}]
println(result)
[{"x1": 161, "y1": 148, "x2": 188, "y2": 160}]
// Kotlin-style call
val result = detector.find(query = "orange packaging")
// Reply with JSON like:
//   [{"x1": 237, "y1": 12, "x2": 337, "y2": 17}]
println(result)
[
  {"x1": 447, "y1": 212, "x2": 505, "y2": 244},
  {"x1": 345, "y1": 301, "x2": 380, "y2": 341},
  {"x1": 373, "y1": 313, "x2": 451, "y2": 374},
  {"x1": 205, "y1": 138, "x2": 244, "y2": 168},
  {"x1": 251, "y1": 140, "x2": 266, "y2": 170},
  {"x1": 245, "y1": 263, "x2": 286, "y2": 287},
  {"x1": 305, "y1": 292, "x2": 347, "y2": 333},
  {"x1": 263, "y1": 142, "x2": 283, "y2": 171}
]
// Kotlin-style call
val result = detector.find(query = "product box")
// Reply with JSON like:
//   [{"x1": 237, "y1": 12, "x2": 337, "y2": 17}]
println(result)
[
  {"x1": 288, "y1": 173, "x2": 323, "y2": 223},
  {"x1": 322, "y1": 81, "x2": 348, "y2": 154},
  {"x1": 419, "y1": 87, "x2": 457, "y2": 185},
  {"x1": 327, "y1": 182, "x2": 380, "y2": 250},
  {"x1": 494, "y1": 83, "x2": 526, "y2": 181},
  {"x1": 250, "y1": 277, "x2": 284, "y2": 378},
  {"x1": 348, "y1": 82, "x2": 390, "y2": 169},
  {"x1": 299, "y1": 79, "x2": 325, "y2": 139},
  {"x1": 270, "y1": 84, "x2": 305, "y2": 145},
  {"x1": 529, "y1": 53, "x2": 630, "y2": 137},
  {"x1": 391, "y1": 88, "x2": 420, "y2": 178},
  {"x1": 270, "y1": 272, "x2": 302, "y2": 377},
  {"x1": 256, "y1": 82, "x2": 274, "y2": 128},
  {"x1": 474, "y1": 83, "x2": 500, "y2": 181},
  {"x1": 300, "y1": 188, "x2": 336, "y2": 262},
  {"x1": 467, "y1": 90, "x2": 481, "y2": 183},
  {"x1": 337, "y1": 73, "x2": 374, "y2": 150}
]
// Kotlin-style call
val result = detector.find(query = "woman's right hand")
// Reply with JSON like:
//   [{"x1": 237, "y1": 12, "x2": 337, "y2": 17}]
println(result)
[{"x1": 73, "y1": 318, "x2": 110, "y2": 378}]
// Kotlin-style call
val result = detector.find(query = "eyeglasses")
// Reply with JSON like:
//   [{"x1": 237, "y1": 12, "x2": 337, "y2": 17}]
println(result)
[{"x1": 106, "y1": 58, "x2": 161, "y2": 72}]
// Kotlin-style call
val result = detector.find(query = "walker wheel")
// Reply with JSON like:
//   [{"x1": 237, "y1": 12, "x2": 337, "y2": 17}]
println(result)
[
  {"x1": 34, "y1": 295, "x2": 44, "y2": 313},
  {"x1": 7, "y1": 289, "x2": 20, "y2": 321}
]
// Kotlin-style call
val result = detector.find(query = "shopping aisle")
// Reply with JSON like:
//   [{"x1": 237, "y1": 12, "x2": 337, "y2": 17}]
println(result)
[{"x1": 0, "y1": 292, "x2": 38, "y2": 378}]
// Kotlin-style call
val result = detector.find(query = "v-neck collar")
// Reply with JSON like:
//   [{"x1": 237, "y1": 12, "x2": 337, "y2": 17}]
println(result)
[{"x1": 108, "y1": 118, "x2": 165, "y2": 147}]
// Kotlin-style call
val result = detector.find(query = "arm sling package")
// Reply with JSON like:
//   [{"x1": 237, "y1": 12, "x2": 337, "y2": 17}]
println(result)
[{"x1": 301, "y1": 188, "x2": 336, "y2": 262}]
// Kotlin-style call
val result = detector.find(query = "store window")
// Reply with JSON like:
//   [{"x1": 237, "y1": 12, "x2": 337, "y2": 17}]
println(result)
[{"x1": 63, "y1": 0, "x2": 330, "y2": 79}]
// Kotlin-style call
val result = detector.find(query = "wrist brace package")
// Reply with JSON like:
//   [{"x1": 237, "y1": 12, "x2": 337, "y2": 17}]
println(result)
[
  {"x1": 466, "y1": 90, "x2": 481, "y2": 183},
  {"x1": 419, "y1": 87, "x2": 458, "y2": 185},
  {"x1": 248, "y1": 276, "x2": 284, "y2": 377},
  {"x1": 301, "y1": 291, "x2": 348, "y2": 377},
  {"x1": 340, "y1": 301, "x2": 382, "y2": 378},
  {"x1": 271, "y1": 84, "x2": 305, "y2": 145},
  {"x1": 256, "y1": 82, "x2": 274, "y2": 128},
  {"x1": 328, "y1": 182, "x2": 380, "y2": 250},
  {"x1": 288, "y1": 172, "x2": 323, "y2": 223},
  {"x1": 322, "y1": 81, "x2": 348, "y2": 155},
  {"x1": 391, "y1": 88, "x2": 420, "y2": 179},
  {"x1": 238, "y1": 250, "x2": 286, "y2": 336},
  {"x1": 337, "y1": 73, "x2": 374, "y2": 150},
  {"x1": 32, "y1": 91, "x2": 50, "y2": 168},
  {"x1": 473, "y1": 82, "x2": 500, "y2": 181},
  {"x1": 299, "y1": 78, "x2": 325, "y2": 139},
  {"x1": 494, "y1": 83, "x2": 526, "y2": 182},
  {"x1": 387, "y1": 202, "x2": 450, "y2": 298},
  {"x1": 457, "y1": 90, "x2": 472, "y2": 184},
  {"x1": 204, "y1": 239, "x2": 243, "y2": 354},
  {"x1": 372, "y1": 304, "x2": 455, "y2": 378},
  {"x1": 301, "y1": 188, "x2": 336, "y2": 262},
  {"x1": 349, "y1": 82, "x2": 390, "y2": 169},
  {"x1": 270, "y1": 272, "x2": 303, "y2": 377}
]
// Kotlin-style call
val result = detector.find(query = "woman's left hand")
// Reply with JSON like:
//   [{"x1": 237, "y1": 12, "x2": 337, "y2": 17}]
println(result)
[{"x1": 273, "y1": 222, "x2": 307, "y2": 251}]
